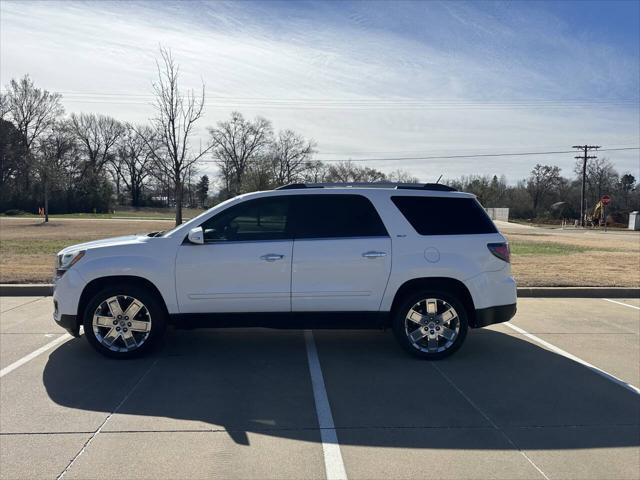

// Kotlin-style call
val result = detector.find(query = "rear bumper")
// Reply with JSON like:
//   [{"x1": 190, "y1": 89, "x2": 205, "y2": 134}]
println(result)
[
  {"x1": 465, "y1": 271, "x2": 517, "y2": 311},
  {"x1": 474, "y1": 303, "x2": 517, "y2": 328}
]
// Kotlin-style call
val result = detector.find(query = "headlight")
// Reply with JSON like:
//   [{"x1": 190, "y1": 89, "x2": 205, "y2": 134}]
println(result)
[{"x1": 56, "y1": 250, "x2": 86, "y2": 272}]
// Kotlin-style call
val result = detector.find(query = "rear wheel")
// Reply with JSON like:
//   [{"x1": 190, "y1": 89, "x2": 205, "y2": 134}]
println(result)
[
  {"x1": 392, "y1": 290, "x2": 468, "y2": 359},
  {"x1": 82, "y1": 284, "x2": 166, "y2": 358}
]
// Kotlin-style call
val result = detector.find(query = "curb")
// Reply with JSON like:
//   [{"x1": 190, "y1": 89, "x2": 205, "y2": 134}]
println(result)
[
  {"x1": 516, "y1": 287, "x2": 640, "y2": 298},
  {"x1": 1, "y1": 284, "x2": 639, "y2": 299},
  {"x1": 1, "y1": 284, "x2": 53, "y2": 296}
]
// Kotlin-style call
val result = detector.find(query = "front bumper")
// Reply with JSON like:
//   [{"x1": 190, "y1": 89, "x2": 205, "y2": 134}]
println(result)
[
  {"x1": 54, "y1": 309, "x2": 80, "y2": 337},
  {"x1": 474, "y1": 303, "x2": 517, "y2": 328},
  {"x1": 53, "y1": 269, "x2": 85, "y2": 337}
]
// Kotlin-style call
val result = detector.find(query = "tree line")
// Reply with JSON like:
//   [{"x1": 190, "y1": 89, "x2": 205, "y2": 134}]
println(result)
[
  {"x1": 0, "y1": 48, "x2": 417, "y2": 225},
  {"x1": 1, "y1": 48, "x2": 637, "y2": 225},
  {"x1": 447, "y1": 160, "x2": 638, "y2": 223}
]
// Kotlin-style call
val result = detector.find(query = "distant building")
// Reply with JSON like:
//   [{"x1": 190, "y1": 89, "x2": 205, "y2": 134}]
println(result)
[{"x1": 485, "y1": 208, "x2": 509, "y2": 222}]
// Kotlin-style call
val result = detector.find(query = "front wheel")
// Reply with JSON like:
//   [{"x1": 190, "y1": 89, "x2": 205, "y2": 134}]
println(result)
[
  {"x1": 82, "y1": 284, "x2": 166, "y2": 358},
  {"x1": 392, "y1": 290, "x2": 468, "y2": 359}
]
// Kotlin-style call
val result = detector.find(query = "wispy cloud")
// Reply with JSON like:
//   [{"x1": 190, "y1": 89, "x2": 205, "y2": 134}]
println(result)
[{"x1": 1, "y1": 0, "x2": 638, "y2": 181}]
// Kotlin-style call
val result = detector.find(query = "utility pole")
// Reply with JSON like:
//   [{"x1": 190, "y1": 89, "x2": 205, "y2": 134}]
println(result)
[{"x1": 572, "y1": 145, "x2": 600, "y2": 227}]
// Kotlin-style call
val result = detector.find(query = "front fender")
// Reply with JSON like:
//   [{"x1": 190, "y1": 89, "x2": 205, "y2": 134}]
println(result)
[{"x1": 74, "y1": 251, "x2": 178, "y2": 313}]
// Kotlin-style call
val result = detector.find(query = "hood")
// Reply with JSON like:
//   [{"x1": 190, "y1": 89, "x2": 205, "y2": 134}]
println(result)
[{"x1": 58, "y1": 235, "x2": 148, "y2": 255}]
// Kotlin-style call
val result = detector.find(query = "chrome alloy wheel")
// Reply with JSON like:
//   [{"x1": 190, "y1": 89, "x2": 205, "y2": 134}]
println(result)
[
  {"x1": 92, "y1": 295, "x2": 152, "y2": 353},
  {"x1": 404, "y1": 298, "x2": 460, "y2": 353}
]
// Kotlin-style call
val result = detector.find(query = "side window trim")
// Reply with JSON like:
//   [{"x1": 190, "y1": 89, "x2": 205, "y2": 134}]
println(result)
[
  {"x1": 293, "y1": 235, "x2": 390, "y2": 242},
  {"x1": 202, "y1": 238, "x2": 292, "y2": 245},
  {"x1": 195, "y1": 193, "x2": 390, "y2": 242}
]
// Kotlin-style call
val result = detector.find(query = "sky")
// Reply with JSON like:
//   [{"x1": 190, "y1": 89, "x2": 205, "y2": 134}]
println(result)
[{"x1": 1, "y1": 0, "x2": 639, "y2": 184}]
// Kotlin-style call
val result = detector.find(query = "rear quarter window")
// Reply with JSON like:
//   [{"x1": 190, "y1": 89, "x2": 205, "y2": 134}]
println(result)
[{"x1": 391, "y1": 196, "x2": 497, "y2": 235}]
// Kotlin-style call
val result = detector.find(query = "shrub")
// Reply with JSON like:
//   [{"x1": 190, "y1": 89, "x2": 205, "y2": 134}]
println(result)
[{"x1": 3, "y1": 209, "x2": 26, "y2": 216}]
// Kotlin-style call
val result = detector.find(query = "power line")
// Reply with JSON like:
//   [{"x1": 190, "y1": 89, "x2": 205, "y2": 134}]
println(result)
[
  {"x1": 3, "y1": 89, "x2": 635, "y2": 110},
  {"x1": 26, "y1": 91, "x2": 640, "y2": 104},
  {"x1": 44, "y1": 100, "x2": 639, "y2": 110},
  {"x1": 195, "y1": 147, "x2": 639, "y2": 163},
  {"x1": 313, "y1": 144, "x2": 640, "y2": 156}
]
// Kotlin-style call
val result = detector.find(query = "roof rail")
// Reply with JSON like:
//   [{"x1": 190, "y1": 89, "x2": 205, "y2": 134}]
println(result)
[
  {"x1": 275, "y1": 183, "x2": 321, "y2": 190},
  {"x1": 397, "y1": 183, "x2": 457, "y2": 192},
  {"x1": 275, "y1": 182, "x2": 457, "y2": 192}
]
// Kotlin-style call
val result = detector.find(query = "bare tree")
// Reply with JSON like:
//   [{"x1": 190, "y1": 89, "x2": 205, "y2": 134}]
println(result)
[
  {"x1": 450, "y1": 174, "x2": 508, "y2": 206},
  {"x1": 302, "y1": 160, "x2": 328, "y2": 183},
  {"x1": 209, "y1": 112, "x2": 273, "y2": 197},
  {"x1": 387, "y1": 169, "x2": 419, "y2": 183},
  {"x1": 244, "y1": 155, "x2": 275, "y2": 192},
  {"x1": 576, "y1": 157, "x2": 619, "y2": 204},
  {"x1": 3, "y1": 75, "x2": 64, "y2": 195},
  {"x1": 0, "y1": 92, "x2": 9, "y2": 120},
  {"x1": 527, "y1": 164, "x2": 562, "y2": 213},
  {"x1": 108, "y1": 156, "x2": 125, "y2": 204},
  {"x1": 270, "y1": 129, "x2": 316, "y2": 185},
  {"x1": 325, "y1": 160, "x2": 387, "y2": 183},
  {"x1": 184, "y1": 163, "x2": 198, "y2": 208},
  {"x1": 4, "y1": 75, "x2": 64, "y2": 152},
  {"x1": 116, "y1": 125, "x2": 157, "y2": 207},
  {"x1": 141, "y1": 47, "x2": 209, "y2": 225},
  {"x1": 215, "y1": 153, "x2": 235, "y2": 197},
  {"x1": 36, "y1": 121, "x2": 76, "y2": 221},
  {"x1": 69, "y1": 113, "x2": 125, "y2": 174}
]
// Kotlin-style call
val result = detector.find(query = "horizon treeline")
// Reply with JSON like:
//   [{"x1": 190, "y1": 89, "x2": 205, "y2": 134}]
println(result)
[{"x1": 1, "y1": 72, "x2": 638, "y2": 224}]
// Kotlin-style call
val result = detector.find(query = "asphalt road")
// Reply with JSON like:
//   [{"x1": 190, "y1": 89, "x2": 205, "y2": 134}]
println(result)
[{"x1": 0, "y1": 296, "x2": 638, "y2": 480}]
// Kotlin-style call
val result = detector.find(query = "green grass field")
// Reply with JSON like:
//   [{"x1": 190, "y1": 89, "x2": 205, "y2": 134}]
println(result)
[
  {"x1": 510, "y1": 241, "x2": 589, "y2": 255},
  {"x1": 509, "y1": 240, "x2": 621, "y2": 255}
]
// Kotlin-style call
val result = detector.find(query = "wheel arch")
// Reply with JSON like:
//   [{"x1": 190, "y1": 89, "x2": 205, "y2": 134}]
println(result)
[
  {"x1": 389, "y1": 277, "x2": 477, "y2": 327},
  {"x1": 77, "y1": 275, "x2": 169, "y2": 322}
]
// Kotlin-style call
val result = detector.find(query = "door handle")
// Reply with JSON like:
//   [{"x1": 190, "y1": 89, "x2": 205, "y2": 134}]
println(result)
[
  {"x1": 260, "y1": 253, "x2": 285, "y2": 262},
  {"x1": 362, "y1": 251, "x2": 387, "y2": 258}
]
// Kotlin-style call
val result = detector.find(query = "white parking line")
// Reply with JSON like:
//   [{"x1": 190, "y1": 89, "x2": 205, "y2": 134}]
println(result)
[
  {"x1": 603, "y1": 298, "x2": 640, "y2": 311},
  {"x1": 0, "y1": 334, "x2": 72, "y2": 378},
  {"x1": 304, "y1": 330, "x2": 348, "y2": 480},
  {"x1": 504, "y1": 322, "x2": 640, "y2": 395}
]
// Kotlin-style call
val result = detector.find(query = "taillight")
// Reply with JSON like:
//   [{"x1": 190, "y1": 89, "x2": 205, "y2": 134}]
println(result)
[{"x1": 488, "y1": 242, "x2": 510, "y2": 263}]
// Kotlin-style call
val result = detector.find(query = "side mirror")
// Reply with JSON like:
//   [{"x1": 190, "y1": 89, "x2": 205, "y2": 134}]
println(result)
[{"x1": 187, "y1": 227, "x2": 204, "y2": 245}]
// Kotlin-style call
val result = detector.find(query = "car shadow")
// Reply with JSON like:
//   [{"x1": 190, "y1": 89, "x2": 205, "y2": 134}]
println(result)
[{"x1": 42, "y1": 327, "x2": 640, "y2": 450}]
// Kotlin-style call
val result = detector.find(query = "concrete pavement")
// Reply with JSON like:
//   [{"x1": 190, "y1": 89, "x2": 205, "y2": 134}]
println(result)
[{"x1": 1, "y1": 296, "x2": 639, "y2": 479}]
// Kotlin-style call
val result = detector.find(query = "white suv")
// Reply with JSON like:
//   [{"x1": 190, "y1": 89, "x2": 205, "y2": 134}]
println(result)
[{"x1": 53, "y1": 183, "x2": 516, "y2": 359}]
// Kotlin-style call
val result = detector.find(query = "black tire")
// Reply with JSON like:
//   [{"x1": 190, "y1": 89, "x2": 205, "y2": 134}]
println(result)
[
  {"x1": 82, "y1": 283, "x2": 167, "y2": 359},
  {"x1": 392, "y1": 289, "x2": 468, "y2": 359}
]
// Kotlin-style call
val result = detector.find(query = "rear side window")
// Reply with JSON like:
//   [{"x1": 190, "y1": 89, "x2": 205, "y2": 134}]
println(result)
[
  {"x1": 292, "y1": 194, "x2": 388, "y2": 239},
  {"x1": 391, "y1": 196, "x2": 497, "y2": 235}
]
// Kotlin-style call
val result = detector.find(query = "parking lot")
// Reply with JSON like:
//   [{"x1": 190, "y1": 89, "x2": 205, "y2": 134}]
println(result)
[{"x1": 1, "y1": 296, "x2": 638, "y2": 480}]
